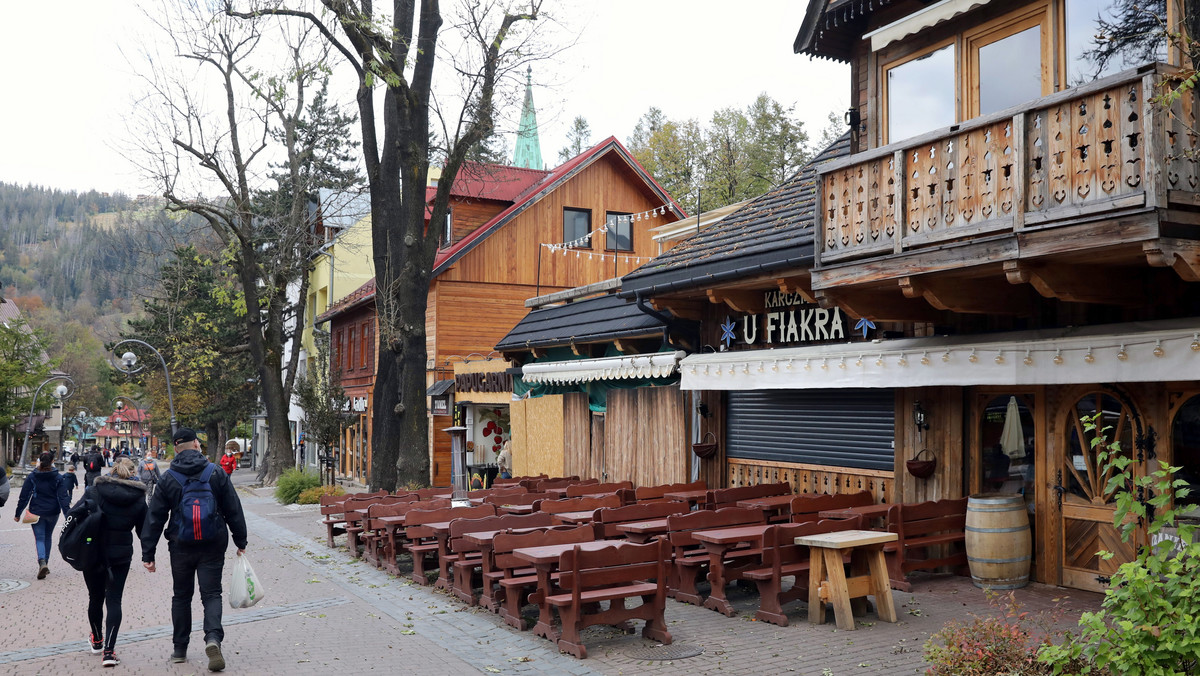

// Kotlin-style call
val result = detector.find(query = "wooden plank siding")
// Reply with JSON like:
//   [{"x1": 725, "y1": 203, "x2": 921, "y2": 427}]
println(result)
[
  {"x1": 562, "y1": 392, "x2": 591, "y2": 478},
  {"x1": 601, "y1": 386, "x2": 689, "y2": 487},
  {"x1": 449, "y1": 198, "x2": 508, "y2": 244}
]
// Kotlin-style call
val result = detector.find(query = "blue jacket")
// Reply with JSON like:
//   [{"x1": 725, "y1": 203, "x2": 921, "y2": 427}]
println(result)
[{"x1": 14, "y1": 468, "x2": 70, "y2": 518}]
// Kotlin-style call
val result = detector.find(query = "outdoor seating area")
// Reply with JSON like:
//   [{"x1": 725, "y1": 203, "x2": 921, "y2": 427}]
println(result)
[{"x1": 318, "y1": 478, "x2": 972, "y2": 658}]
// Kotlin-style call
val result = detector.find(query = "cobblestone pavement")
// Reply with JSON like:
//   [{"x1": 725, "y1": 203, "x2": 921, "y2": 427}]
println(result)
[{"x1": 0, "y1": 468, "x2": 1103, "y2": 675}]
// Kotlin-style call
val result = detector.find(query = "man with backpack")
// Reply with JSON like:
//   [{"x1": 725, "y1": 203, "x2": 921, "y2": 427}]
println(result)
[
  {"x1": 83, "y1": 446, "x2": 105, "y2": 488},
  {"x1": 141, "y1": 428, "x2": 247, "y2": 672},
  {"x1": 138, "y1": 451, "x2": 161, "y2": 504}
]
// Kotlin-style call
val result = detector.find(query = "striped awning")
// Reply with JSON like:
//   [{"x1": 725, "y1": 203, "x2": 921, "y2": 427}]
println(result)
[{"x1": 521, "y1": 351, "x2": 685, "y2": 385}]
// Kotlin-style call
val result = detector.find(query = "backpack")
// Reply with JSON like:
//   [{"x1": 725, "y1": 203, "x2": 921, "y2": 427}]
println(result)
[
  {"x1": 85, "y1": 453, "x2": 103, "y2": 473},
  {"x1": 166, "y1": 465, "x2": 223, "y2": 542},
  {"x1": 59, "y1": 493, "x2": 106, "y2": 571}
]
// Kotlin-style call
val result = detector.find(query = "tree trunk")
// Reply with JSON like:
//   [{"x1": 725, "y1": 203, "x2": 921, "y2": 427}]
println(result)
[{"x1": 204, "y1": 421, "x2": 220, "y2": 463}]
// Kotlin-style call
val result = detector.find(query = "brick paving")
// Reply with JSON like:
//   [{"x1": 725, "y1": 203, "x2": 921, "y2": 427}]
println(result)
[{"x1": 0, "y1": 468, "x2": 1103, "y2": 674}]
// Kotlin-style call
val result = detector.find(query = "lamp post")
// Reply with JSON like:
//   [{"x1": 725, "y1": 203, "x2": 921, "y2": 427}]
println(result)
[
  {"x1": 16, "y1": 375, "x2": 74, "y2": 479},
  {"x1": 110, "y1": 339, "x2": 177, "y2": 436},
  {"x1": 72, "y1": 407, "x2": 92, "y2": 458}
]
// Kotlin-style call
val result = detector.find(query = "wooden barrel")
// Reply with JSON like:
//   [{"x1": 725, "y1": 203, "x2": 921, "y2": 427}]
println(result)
[{"x1": 965, "y1": 493, "x2": 1031, "y2": 590}]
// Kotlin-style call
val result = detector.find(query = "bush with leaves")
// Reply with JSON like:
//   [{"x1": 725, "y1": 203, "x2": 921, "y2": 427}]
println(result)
[
  {"x1": 1038, "y1": 413, "x2": 1200, "y2": 675},
  {"x1": 274, "y1": 468, "x2": 322, "y2": 505},
  {"x1": 297, "y1": 484, "x2": 344, "y2": 505}
]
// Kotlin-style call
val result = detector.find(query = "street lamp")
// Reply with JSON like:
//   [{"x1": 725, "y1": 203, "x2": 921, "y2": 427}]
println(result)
[
  {"x1": 73, "y1": 407, "x2": 92, "y2": 455},
  {"x1": 17, "y1": 375, "x2": 74, "y2": 476},
  {"x1": 110, "y1": 339, "x2": 177, "y2": 435}
]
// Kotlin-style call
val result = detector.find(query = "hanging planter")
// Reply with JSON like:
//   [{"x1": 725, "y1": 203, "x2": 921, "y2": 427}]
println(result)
[
  {"x1": 692, "y1": 431, "x2": 719, "y2": 459},
  {"x1": 906, "y1": 448, "x2": 937, "y2": 478}
]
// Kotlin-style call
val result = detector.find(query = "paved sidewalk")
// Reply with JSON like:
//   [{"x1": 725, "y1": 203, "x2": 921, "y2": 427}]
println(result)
[{"x1": 0, "y1": 468, "x2": 1103, "y2": 674}]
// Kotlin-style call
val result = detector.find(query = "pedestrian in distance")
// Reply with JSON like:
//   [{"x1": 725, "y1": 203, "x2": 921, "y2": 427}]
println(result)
[
  {"x1": 77, "y1": 457, "x2": 147, "y2": 667},
  {"x1": 141, "y1": 428, "x2": 248, "y2": 672},
  {"x1": 218, "y1": 443, "x2": 238, "y2": 476},
  {"x1": 84, "y1": 446, "x2": 105, "y2": 488},
  {"x1": 0, "y1": 464, "x2": 10, "y2": 509},
  {"x1": 12, "y1": 451, "x2": 71, "y2": 579},
  {"x1": 138, "y1": 451, "x2": 161, "y2": 505},
  {"x1": 71, "y1": 450, "x2": 81, "y2": 469},
  {"x1": 496, "y1": 440, "x2": 513, "y2": 480},
  {"x1": 62, "y1": 464, "x2": 80, "y2": 495}
]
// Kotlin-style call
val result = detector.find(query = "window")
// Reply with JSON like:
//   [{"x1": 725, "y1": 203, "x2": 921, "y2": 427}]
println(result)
[
  {"x1": 441, "y1": 209, "x2": 453, "y2": 249},
  {"x1": 973, "y1": 24, "x2": 1045, "y2": 116},
  {"x1": 1065, "y1": 0, "x2": 1166, "y2": 87},
  {"x1": 359, "y1": 322, "x2": 368, "y2": 369},
  {"x1": 334, "y1": 329, "x2": 344, "y2": 374},
  {"x1": 347, "y1": 328, "x2": 356, "y2": 373},
  {"x1": 885, "y1": 43, "x2": 956, "y2": 143},
  {"x1": 605, "y1": 212, "x2": 632, "y2": 251},
  {"x1": 563, "y1": 208, "x2": 591, "y2": 247}
]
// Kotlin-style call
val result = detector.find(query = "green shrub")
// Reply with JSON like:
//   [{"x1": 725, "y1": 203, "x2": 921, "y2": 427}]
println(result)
[
  {"x1": 297, "y1": 484, "x2": 344, "y2": 504},
  {"x1": 275, "y1": 468, "x2": 322, "y2": 504},
  {"x1": 1038, "y1": 413, "x2": 1199, "y2": 676}
]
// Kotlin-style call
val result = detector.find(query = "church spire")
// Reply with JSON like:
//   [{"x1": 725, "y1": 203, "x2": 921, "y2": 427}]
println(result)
[{"x1": 512, "y1": 67, "x2": 544, "y2": 170}]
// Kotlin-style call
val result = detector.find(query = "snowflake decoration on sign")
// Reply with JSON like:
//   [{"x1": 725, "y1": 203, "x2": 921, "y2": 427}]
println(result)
[
  {"x1": 854, "y1": 317, "x2": 876, "y2": 339},
  {"x1": 720, "y1": 317, "x2": 737, "y2": 347}
]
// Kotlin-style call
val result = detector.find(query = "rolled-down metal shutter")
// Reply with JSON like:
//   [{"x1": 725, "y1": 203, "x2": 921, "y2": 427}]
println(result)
[{"x1": 727, "y1": 389, "x2": 895, "y2": 471}]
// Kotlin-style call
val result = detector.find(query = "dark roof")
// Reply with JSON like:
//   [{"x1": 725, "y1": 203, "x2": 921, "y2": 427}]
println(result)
[
  {"x1": 426, "y1": 379, "x2": 455, "y2": 396},
  {"x1": 619, "y1": 134, "x2": 850, "y2": 299},
  {"x1": 495, "y1": 293, "x2": 667, "y2": 352},
  {"x1": 793, "y1": 0, "x2": 898, "y2": 62}
]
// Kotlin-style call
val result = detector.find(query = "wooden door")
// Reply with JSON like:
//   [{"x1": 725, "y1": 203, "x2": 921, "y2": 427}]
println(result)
[{"x1": 1055, "y1": 390, "x2": 1141, "y2": 592}]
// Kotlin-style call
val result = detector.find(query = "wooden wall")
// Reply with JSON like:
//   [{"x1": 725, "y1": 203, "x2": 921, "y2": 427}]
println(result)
[
  {"x1": 437, "y1": 153, "x2": 677, "y2": 289},
  {"x1": 428, "y1": 280, "x2": 543, "y2": 363},
  {"x1": 895, "y1": 387, "x2": 966, "y2": 504},
  {"x1": 696, "y1": 389, "x2": 727, "y2": 489},
  {"x1": 509, "y1": 394, "x2": 565, "y2": 477},
  {"x1": 602, "y1": 385, "x2": 689, "y2": 487},
  {"x1": 562, "y1": 392, "x2": 591, "y2": 478},
  {"x1": 449, "y1": 198, "x2": 507, "y2": 244}
]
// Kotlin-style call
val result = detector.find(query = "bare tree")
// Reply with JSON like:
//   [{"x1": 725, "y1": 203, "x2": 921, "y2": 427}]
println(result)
[
  {"x1": 130, "y1": 2, "x2": 360, "y2": 483},
  {"x1": 228, "y1": 0, "x2": 556, "y2": 490}
]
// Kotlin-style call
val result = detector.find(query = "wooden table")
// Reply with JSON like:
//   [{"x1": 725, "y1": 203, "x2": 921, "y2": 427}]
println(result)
[
  {"x1": 550, "y1": 510, "x2": 597, "y2": 525},
  {"x1": 615, "y1": 518, "x2": 670, "y2": 543},
  {"x1": 415, "y1": 521, "x2": 457, "y2": 590},
  {"x1": 512, "y1": 541, "x2": 630, "y2": 641},
  {"x1": 370, "y1": 514, "x2": 410, "y2": 575},
  {"x1": 462, "y1": 526, "x2": 555, "y2": 610},
  {"x1": 497, "y1": 504, "x2": 536, "y2": 515},
  {"x1": 794, "y1": 529, "x2": 898, "y2": 631},
  {"x1": 663, "y1": 489, "x2": 708, "y2": 507},
  {"x1": 817, "y1": 503, "x2": 893, "y2": 525},
  {"x1": 690, "y1": 524, "x2": 772, "y2": 616},
  {"x1": 736, "y1": 494, "x2": 796, "y2": 521}
]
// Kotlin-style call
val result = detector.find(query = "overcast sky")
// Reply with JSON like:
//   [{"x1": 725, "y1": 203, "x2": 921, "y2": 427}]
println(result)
[{"x1": 0, "y1": 1, "x2": 847, "y2": 196}]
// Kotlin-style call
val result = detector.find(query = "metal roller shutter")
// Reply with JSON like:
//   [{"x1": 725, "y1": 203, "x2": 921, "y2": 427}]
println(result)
[{"x1": 727, "y1": 389, "x2": 895, "y2": 471}]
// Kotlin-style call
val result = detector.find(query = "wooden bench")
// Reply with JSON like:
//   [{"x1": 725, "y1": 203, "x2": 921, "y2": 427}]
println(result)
[
  {"x1": 467, "y1": 485, "x2": 528, "y2": 500},
  {"x1": 494, "y1": 526, "x2": 594, "y2": 629},
  {"x1": 404, "y1": 504, "x2": 496, "y2": 584},
  {"x1": 634, "y1": 480, "x2": 706, "y2": 502},
  {"x1": 564, "y1": 480, "x2": 632, "y2": 498},
  {"x1": 707, "y1": 482, "x2": 792, "y2": 512},
  {"x1": 411, "y1": 486, "x2": 455, "y2": 500},
  {"x1": 549, "y1": 539, "x2": 672, "y2": 659},
  {"x1": 320, "y1": 491, "x2": 388, "y2": 548},
  {"x1": 537, "y1": 495, "x2": 622, "y2": 522},
  {"x1": 884, "y1": 498, "x2": 968, "y2": 591},
  {"x1": 343, "y1": 495, "x2": 412, "y2": 557},
  {"x1": 789, "y1": 490, "x2": 875, "y2": 523},
  {"x1": 361, "y1": 501, "x2": 415, "y2": 569},
  {"x1": 742, "y1": 516, "x2": 864, "y2": 626},
  {"x1": 494, "y1": 474, "x2": 547, "y2": 487},
  {"x1": 378, "y1": 499, "x2": 453, "y2": 575},
  {"x1": 666, "y1": 507, "x2": 766, "y2": 605},
  {"x1": 449, "y1": 513, "x2": 555, "y2": 605},
  {"x1": 534, "y1": 477, "x2": 593, "y2": 492},
  {"x1": 591, "y1": 501, "x2": 690, "y2": 539}
]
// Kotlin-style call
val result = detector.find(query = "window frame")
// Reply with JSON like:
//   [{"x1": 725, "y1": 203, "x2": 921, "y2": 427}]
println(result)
[
  {"x1": 347, "y1": 327, "x2": 356, "y2": 374},
  {"x1": 880, "y1": 38, "x2": 958, "y2": 146},
  {"x1": 962, "y1": 3, "x2": 1052, "y2": 120},
  {"x1": 605, "y1": 211, "x2": 633, "y2": 252},
  {"x1": 359, "y1": 321, "x2": 368, "y2": 369},
  {"x1": 563, "y1": 207, "x2": 593, "y2": 249}
]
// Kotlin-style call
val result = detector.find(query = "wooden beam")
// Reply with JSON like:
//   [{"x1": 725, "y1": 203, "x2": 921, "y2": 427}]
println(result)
[
  {"x1": 650, "y1": 299, "x2": 703, "y2": 321},
  {"x1": 775, "y1": 275, "x2": 816, "y2": 303},
  {"x1": 530, "y1": 347, "x2": 547, "y2": 359},
  {"x1": 1145, "y1": 238, "x2": 1200, "y2": 282},
  {"x1": 706, "y1": 289, "x2": 764, "y2": 313},
  {"x1": 612, "y1": 339, "x2": 634, "y2": 354},
  {"x1": 899, "y1": 276, "x2": 1035, "y2": 315},
  {"x1": 1003, "y1": 261, "x2": 1147, "y2": 305},
  {"x1": 814, "y1": 289, "x2": 944, "y2": 322},
  {"x1": 525, "y1": 278, "x2": 621, "y2": 308}
]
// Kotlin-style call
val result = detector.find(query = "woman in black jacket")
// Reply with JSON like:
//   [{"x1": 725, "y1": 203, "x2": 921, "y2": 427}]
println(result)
[
  {"x1": 80, "y1": 458, "x2": 147, "y2": 667},
  {"x1": 12, "y1": 451, "x2": 70, "y2": 579}
]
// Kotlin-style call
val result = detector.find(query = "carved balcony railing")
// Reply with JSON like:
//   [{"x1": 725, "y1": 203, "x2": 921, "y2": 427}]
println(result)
[{"x1": 815, "y1": 64, "x2": 1197, "y2": 268}]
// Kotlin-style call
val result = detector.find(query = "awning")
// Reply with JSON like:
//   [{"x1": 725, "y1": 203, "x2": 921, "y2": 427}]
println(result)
[
  {"x1": 865, "y1": 0, "x2": 993, "y2": 51},
  {"x1": 426, "y1": 379, "x2": 455, "y2": 396},
  {"x1": 679, "y1": 320, "x2": 1200, "y2": 391},
  {"x1": 522, "y1": 351, "x2": 686, "y2": 385}
]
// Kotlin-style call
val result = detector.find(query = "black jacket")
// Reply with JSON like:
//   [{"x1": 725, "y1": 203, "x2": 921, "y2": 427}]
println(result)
[
  {"x1": 140, "y1": 449, "x2": 248, "y2": 562},
  {"x1": 14, "y1": 468, "x2": 70, "y2": 518},
  {"x1": 80, "y1": 475, "x2": 148, "y2": 565}
]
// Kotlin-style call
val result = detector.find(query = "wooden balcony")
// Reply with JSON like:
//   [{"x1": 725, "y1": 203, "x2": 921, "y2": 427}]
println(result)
[{"x1": 811, "y1": 64, "x2": 1200, "y2": 319}]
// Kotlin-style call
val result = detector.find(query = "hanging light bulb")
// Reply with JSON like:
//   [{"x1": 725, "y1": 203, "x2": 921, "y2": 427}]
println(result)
[
  {"x1": 994, "y1": 351, "x2": 1005, "y2": 365},
  {"x1": 704, "y1": 365, "x2": 710, "y2": 376},
  {"x1": 838, "y1": 357, "x2": 847, "y2": 369},
  {"x1": 1154, "y1": 340, "x2": 1165, "y2": 357},
  {"x1": 756, "y1": 362, "x2": 765, "y2": 373},
  {"x1": 804, "y1": 359, "x2": 812, "y2": 371},
  {"x1": 1053, "y1": 349, "x2": 1064, "y2": 365},
  {"x1": 1192, "y1": 333, "x2": 1200, "y2": 351},
  {"x1": 785, "y1": 359, "x2": 794, "y2": 371},
  {"x1": 1117, "y1": 345, "x2": 1128, "y2": 361},
  {"x1": 1084, "y1": 347, "x2": 1095, "y2": 364},
  {"x1": 897, "y1": 353, "x2": 908, "y2": 367},
  {"x1": 742, "y1": 363, "x2": 750, "y2": 374},
  {"x1": 942, "y1": 350, "x2": 951, "y2": 363},
  {"x1": 588, "y1": 253, "x2": 593, "y2": 260},
  {"x1": 770, "y1": 360, "x2": 778, "y2": 371},
  {"x1": 1023, "y1": 350, "x2": 1034, "y2": 366},
  {"x1": 715, "y1": 365, "x2": 722, "y2": 376},
  {"x1": 968, "y1": 348, "x2": 978, "y2": 363},
  {"x1": 875, "y1": 353, "x2": 884, "y2": 367},
  {"x1": 575, "y1": 251, "x2": 581, "y2": 258},
  {"x1": 855, "y1": 354, "x2": 864, "y2": 367},
  {"x1": 920, "y1": 351, "x2": 930, "y2": 366}
]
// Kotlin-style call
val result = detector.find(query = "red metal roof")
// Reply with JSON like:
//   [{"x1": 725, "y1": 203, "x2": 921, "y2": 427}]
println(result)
[{"x1": 316, "y1": 278, "x2": 377, "y2": 324}]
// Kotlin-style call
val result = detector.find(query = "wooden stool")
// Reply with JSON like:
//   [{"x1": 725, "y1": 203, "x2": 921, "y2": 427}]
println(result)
[{"x1": 794, "y1": 529, "x2": 898, "y2": 631}]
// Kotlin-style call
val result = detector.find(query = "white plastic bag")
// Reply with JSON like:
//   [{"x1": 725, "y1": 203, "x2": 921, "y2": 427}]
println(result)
[{"x1": 229, "y1": 554, "x2": 265, "y2": 608}]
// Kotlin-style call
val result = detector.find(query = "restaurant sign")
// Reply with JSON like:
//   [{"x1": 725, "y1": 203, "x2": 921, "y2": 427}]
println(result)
[
  {"x1": 455, "y1": 371, "x2": 513, "y2": 394},
  {"x1": 718, "y1": 292, "x2": 853, "y2": 349}
]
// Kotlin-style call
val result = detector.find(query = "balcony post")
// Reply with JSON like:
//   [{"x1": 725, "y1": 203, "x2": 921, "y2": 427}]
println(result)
[
  {"x1": 1142, "y1": 72, "x2": 1167, "y2": 209},
  {"x1": 814, "y1": 169, "x2": 825, "y2": 269},
  {"x1": 1012, "y1": 112, "x2": 1027, "y2": 231},
  {"x1": 892, "y1": 149, "x2": 907, "y2": 254}
]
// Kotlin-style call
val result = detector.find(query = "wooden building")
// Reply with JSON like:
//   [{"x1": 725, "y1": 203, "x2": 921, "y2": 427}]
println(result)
[
  {"x1": 318, "y1": 278, "x2": 378, "y2": 483},
  {"x1": 619, "y1": 0, "x2": 1200, "y2": 593}
]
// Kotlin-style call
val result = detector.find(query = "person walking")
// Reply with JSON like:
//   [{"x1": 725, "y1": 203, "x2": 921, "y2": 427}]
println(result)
[
  {"x1": 70, "y1": 449, "x2": 81, "y2": 470},
  {"x1": 62, "y1": 464, "x2": 80, "y2": 495},
  {"x1": 79, "y1": 457, "x2": 147, "y2": 667},
  {"x1": 84, "y1": 446, "x2": 105, "y2": 488},
  {"x1": 141, "y1": 428, "x2": 248, "y2": 672},
  {"x1": 0, "y1": 465, "x2": 10, "y2": 509},
  {"x1": 12, "y1": 452, "x2": 71, "y2": 579},
  {"x1": 218, "y1": 443, "x2": 238, "y2": 476},
  {"x1": 138, "y1": 451, "x2": 161, "y2": 505},
  {"x1": 496, "y1": 440, "x2": 513, "y2": 480}
]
